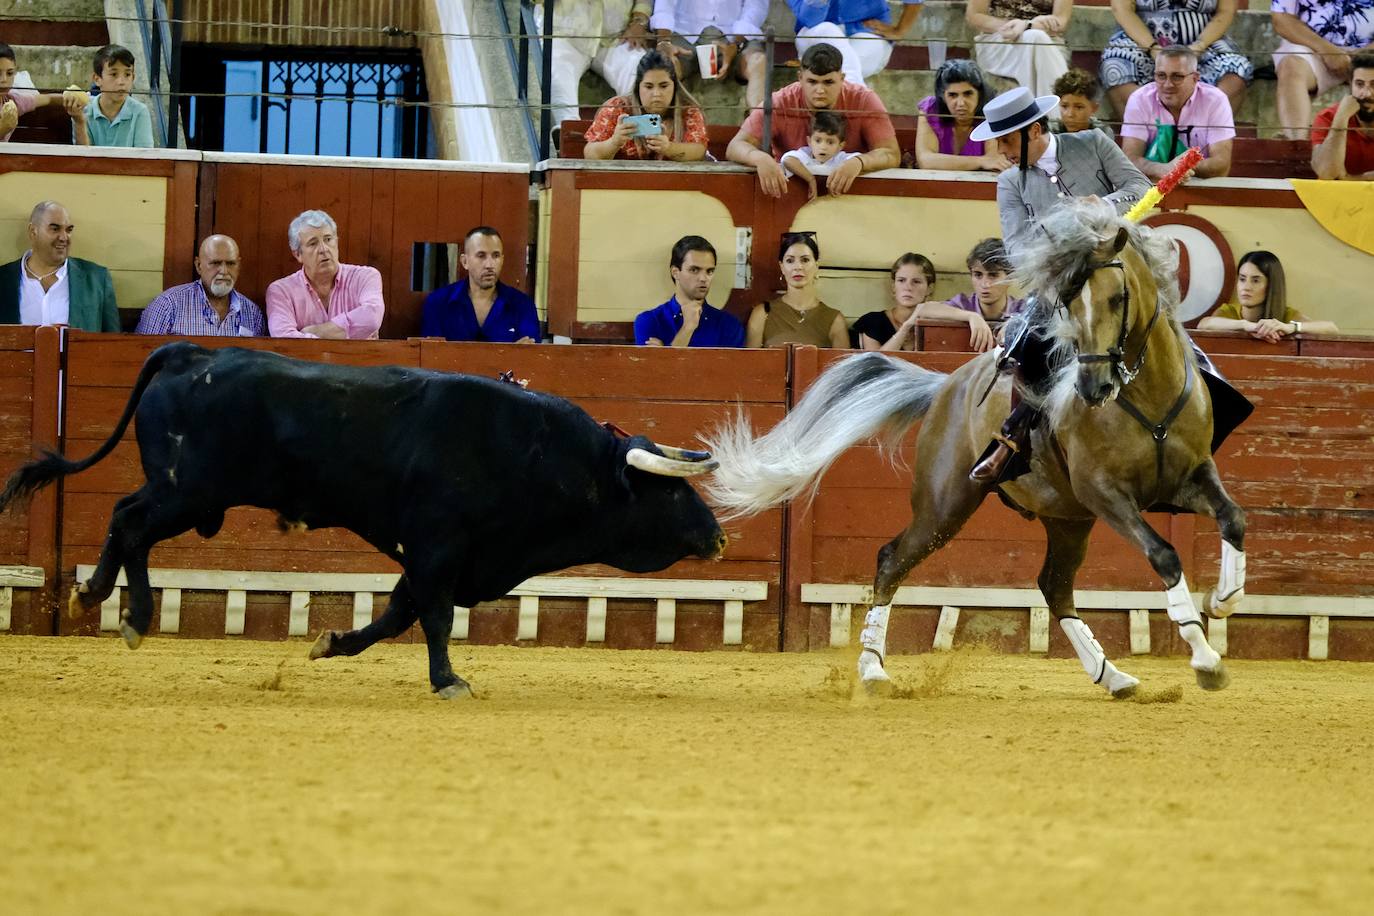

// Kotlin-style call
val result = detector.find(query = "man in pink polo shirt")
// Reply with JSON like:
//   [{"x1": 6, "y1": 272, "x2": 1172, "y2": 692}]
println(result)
[
  {"x1": 725, "y1": 42, "x2": 900, "y2": 198},
  {"x1": 265, "y1": 209, "x2": 385, "y2": 339},
  {"x1": 1120, "y1": 47, "x2": 1234, "y2": 180}
]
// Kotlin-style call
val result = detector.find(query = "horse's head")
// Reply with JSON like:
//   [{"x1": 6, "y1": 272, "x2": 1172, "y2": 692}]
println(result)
[{"x1": 1058, "y1": 227, "x2": 1157, "y2": 407}]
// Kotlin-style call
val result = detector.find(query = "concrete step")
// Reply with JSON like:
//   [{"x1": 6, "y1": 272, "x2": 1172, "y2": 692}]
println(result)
[
  {"x1": 9, "y1": 44, "x2": 104, "y2": 90},
  {"x1": 0, "y1": 0, "x2": 103, "y2": 18}
]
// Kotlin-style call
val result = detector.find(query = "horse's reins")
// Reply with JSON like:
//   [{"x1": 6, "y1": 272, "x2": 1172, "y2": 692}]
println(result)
[{"x1": 1065, "y1": 259, "x2": 1195, "y2": 506}]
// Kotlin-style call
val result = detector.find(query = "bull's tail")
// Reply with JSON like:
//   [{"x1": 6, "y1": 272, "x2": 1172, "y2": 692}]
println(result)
[
  {"x1": 703, "y1": 352, "x2": 949, "y2": 519},
  {"x1": 0, "y1": 341, "x2": 195, "y2": 513}
]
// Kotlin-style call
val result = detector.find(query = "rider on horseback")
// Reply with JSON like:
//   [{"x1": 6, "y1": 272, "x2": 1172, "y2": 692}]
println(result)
[
  {"x1": 967, "y1": 88, "x2": 1152, "y2": 483},
  {"x1": 966, "y1": 88, "x2": 1250, "y2": 483}
]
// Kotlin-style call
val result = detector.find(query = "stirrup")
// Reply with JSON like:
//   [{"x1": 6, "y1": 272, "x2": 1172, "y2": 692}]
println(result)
[{"x1": 991, "y1": 433, "x2": 1021, "y2": 454}]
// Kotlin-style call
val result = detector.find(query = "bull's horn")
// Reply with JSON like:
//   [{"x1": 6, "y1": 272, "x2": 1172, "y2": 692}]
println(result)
[
  {"x1": 652, "y1": 443, "x2": 712, "y2": 462},
  {"x1": 626, "y1": 447, "x2": 718, "y2": 478}
]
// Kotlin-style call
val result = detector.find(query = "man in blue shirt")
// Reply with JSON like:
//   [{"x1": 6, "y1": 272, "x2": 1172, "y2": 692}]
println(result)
[
  {"x1": 421, "y1": 226, "x2": 540, "y2": 343},
  {"x1": 634, "y1": 236, "x2": 745, "y2": 348}
]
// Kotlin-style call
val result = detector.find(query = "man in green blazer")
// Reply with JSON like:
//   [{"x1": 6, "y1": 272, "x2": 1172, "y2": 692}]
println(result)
[{"x1": 0, "y1": 200, "x2": 120, "y2": 331}]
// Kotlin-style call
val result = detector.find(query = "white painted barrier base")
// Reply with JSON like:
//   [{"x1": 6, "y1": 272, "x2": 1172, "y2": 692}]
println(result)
[
  {"x1": 803, "y1": 584, "x2": 1374, "y2": 661},
  {"x1": 0, "y1": 565, "x2": 46, "y2": 632},
  {"x1": 75, "y1": 567, "x2": 767, "y2": 646}
]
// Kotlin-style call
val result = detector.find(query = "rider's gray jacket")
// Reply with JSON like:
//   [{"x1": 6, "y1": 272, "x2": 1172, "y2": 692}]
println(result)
[{"x1": 997, "y1": 130, "x2": 1153, "y2": 264}]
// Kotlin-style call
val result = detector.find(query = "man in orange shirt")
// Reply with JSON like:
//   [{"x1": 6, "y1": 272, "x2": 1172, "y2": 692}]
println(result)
[
  {"x1": 725, "y1": 43, "x2": 900, "y2": 197},
  {"x1": 1311, "y1": 51, "x2": 1374, "y2": 180}
]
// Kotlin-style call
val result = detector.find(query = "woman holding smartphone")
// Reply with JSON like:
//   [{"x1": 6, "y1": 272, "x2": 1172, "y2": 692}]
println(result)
[{"x1": 583, "y1": 50, "x2": 709, "y2": 161}]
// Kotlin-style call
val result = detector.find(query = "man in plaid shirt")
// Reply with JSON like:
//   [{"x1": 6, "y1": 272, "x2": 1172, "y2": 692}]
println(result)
[{"x1": 135, "y1": 234, "x2": 265, "y2": 336}]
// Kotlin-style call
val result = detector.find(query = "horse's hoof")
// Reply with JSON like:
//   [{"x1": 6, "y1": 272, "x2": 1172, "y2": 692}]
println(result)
[
  {"x1": 1203, "y1": 587, "x2": 1243, "y2": 620},
  {"x1": 118, "y1": 621, "x2": 143, "y2": 650},
  {"x1": 862, "y1": 677, "x2": 894, "y2": 698},
  {"x1": 308, "y1": 630, "x2": 337, "y2": 660},
  {"x1": 435, "y1": 681, "x2": 473, "y2": 701},
  {"x1": 857, "y1": 650, "x2": 892, "y2": 697},
  {"x1": 1195, "y1": 663, "x2": 1230, "y2": 692},
  {"x1": 67, "y1": 584, "x2": 89, "y2": 619},
  {"x1": 1107, "y1": 671, "x2": 1141, "y2": 699}
]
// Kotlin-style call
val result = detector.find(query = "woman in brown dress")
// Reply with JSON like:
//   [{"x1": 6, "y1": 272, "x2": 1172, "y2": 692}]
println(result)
[{"x1": 746, "y1": 232, "x2": 849, "y2": 349}]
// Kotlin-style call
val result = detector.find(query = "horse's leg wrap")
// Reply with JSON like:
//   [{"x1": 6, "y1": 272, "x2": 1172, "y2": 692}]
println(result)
[
  {"x1": 857, "y1": 605, "x2": 891, "y2": 684},
  {"x1": 1059, "y1": 617, "x2": 1138, "y2": 697},
  {"x1": 1166, "y1": 575, "x2": 1222, "y2": 672},
  {"x1": 1205, "y1": 540, "x2": 1245, "y2": 619}
]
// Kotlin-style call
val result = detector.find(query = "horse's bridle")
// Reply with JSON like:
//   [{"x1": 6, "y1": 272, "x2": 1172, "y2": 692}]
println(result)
[
  {"x1": 1060, "y1": 256, "x2": 1194, "y2": 506},
  {"x1": 1066, "y1": 258, "x2": 1162, "y2": 387}
]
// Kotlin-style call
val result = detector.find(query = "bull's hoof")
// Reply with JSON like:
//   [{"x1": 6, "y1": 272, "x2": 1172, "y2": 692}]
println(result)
[
  {"x1": 1203, "y1": 586, "x2": 1243, "y2": 620},
  {"x1": 308, "y1": 630, "x2": 338, "y2": 660},
  {"x1": 435, "y1": 681, "x2": 474, "y2": 701},
  {"x1": 1195, "y1": 663, "x2": 1231, "y2": 692},
  {"x1": 118, "y1": 620, "x2": 143, "y2": 650}
]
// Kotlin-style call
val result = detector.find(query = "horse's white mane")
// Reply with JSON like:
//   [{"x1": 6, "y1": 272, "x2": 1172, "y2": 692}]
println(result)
[{"x1": 1004, "y1": 199, "x2": 1191, "y2": 429}]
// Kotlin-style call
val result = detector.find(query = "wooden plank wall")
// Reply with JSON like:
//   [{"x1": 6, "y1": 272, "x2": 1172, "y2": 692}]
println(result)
[
  {"x1": 199, "y1": 162, "x2": 530, "y2": 340},
  {"x1": 0, "y1": 326, "x2": 61, "y2": 635},
  {"x1": 8, "y1": 332, "x2": 1373, "y2": 653},
  {"x1": 180, "y1": 0, "x2": 423, "y2": 47},
  {"x1": 787, "y1": 344, "x2": 1374, "y2": 656},
  {"x1": 55, "y1": 335, "x2": 786, "y2": 650}
]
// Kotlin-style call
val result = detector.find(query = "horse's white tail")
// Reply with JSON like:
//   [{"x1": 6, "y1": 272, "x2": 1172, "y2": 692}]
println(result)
[{"x1": 703, "y1": 352, "x2": 948, "y2": 519}]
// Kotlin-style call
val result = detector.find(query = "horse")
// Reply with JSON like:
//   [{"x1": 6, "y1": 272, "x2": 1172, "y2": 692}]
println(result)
[{"x1": 705, "y1": 200, "x2": 1246, "y2": 697}]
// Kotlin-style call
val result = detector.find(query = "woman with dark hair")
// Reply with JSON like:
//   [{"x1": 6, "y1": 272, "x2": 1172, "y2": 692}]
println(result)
[
  {"x1": 1198, "y1": 250, "x2": 1338, "y2": 342},
  {"x1": 583, "y1": 49, "x2": 708, "y2": 161},
  {"x1": 747, "y1": 232, "x2": 849, "y2": 348},
  {"x1": 914, "y1": 59, "x2": 1011, "y2": 171},
  {"x1": 854, "y1": 253, "x2": 937, "y2": 351}
]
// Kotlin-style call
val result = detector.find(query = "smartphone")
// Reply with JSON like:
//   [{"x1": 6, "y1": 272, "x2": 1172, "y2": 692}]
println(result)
[{"x1": 623, "y1": 113, "x2": 663, "y2": 138}]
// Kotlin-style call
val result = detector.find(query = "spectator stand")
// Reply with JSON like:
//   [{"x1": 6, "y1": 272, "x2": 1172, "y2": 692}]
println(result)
[{"x1": 536, "y1": 160, "x2": 1371, "y2": 344}]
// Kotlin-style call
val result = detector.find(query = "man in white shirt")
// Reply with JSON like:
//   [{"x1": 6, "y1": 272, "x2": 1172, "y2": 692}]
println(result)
[
  {"x1": 0, "y1": 200, "x2": 120, "y2": 331},
  {"x1": 651, "y1": 0, "x2": 769, "y2": 107}
]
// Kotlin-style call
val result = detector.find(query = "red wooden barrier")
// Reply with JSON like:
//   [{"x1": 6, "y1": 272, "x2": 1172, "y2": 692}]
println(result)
[
  {"x1": 54, "y1": 335, "x2": 787, "y2": 649},
  {"x1": 58, "y1": 333, "x2": 420, "y2": 637},
  {"x1": 781, "y1": 345, "x2": 1374, "y2": 653},
  {"x1": 197, "y1": 159, "x2": 531, "y2": 341},
  {"x1": 0, "y1": 325, "x2": 61, "y2": 634}
]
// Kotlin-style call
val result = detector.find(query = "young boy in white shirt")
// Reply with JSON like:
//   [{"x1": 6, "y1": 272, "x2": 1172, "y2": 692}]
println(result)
[{"x1": 781, "y1": 111, "x2": 858, "y2": 199}]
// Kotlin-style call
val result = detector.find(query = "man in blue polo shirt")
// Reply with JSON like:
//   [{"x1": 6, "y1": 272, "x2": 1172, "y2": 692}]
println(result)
[
  {"x1": 421, "y1": 226, "x2": 540, "y2": 343},
  {"x1": 634, "y1": 235, "x2": 745, "y2": 348}
]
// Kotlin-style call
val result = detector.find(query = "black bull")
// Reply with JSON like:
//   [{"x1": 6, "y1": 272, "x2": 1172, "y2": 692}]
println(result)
[{"x1": 0, "y1": 342, "x2": 726, "y2": 698}]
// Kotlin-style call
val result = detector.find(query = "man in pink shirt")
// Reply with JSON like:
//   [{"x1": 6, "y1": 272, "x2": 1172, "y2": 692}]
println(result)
[
  {"x1": 1120, "y1": 48, "x2": 1234, "y2": 180},
  {"x1": 265, "y1": 209, "x2": 385, "y2": 339},
  {"x1": 726, "y1": 42, "x2": 899, "y2": 198}
]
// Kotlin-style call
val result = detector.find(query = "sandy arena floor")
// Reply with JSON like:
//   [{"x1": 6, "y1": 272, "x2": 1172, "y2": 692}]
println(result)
[{"x1": 2, "y1": 636, "x2": 1373, "y2": 916}]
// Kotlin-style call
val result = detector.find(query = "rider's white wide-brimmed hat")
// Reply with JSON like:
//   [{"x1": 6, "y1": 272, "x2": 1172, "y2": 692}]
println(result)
[{"x1": 970, "y1": 87, "x2": 1060, "y2": 142}]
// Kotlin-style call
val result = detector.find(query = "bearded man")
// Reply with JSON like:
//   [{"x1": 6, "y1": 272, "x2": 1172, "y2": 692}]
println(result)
[{"x1": 136, "y1": 234, "x2": 264, "y2": 336}]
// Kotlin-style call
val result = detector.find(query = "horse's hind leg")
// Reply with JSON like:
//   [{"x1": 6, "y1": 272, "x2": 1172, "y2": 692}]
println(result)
[
  {"x1": 857, "y1": 470, "x2": 987, "y2": 692},
  {"x1": 1040, "y1": 517, "x2": 1139, "y2": 698},
  {"x1": 1088, "y1": 495, "x2": 1228, "y2": 691},
  {"x1": 1175, "y1": 461, "x2": 1246, "y2": 619}
]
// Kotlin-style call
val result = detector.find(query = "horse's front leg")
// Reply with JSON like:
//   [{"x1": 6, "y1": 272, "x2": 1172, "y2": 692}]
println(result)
[
  {"x1": 1174, "y1": 461, "x2": 1246, "y2": 619},
  {"x1": 1040, "y1": 517, "x2": 1139, "y2": 698},
  {"x1": 1086, "y1": 491, "x2": 1229, "y2": 692}
]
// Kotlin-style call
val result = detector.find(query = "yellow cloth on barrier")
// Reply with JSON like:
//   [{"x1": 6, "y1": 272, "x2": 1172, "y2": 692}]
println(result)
[{"x1": 1290, "y1": 179, "x2": 1374, "y2": 256}]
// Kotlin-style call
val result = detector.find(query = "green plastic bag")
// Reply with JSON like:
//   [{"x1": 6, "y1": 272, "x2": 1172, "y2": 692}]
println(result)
[{"x1": 1146, "y1": 120, "x2": 1179, "y2": 163}]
